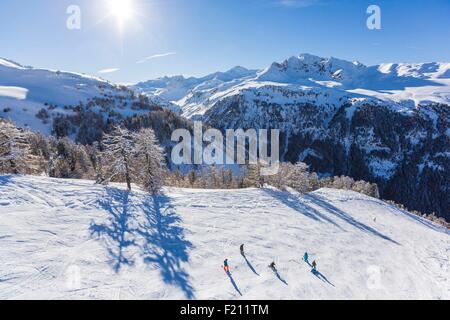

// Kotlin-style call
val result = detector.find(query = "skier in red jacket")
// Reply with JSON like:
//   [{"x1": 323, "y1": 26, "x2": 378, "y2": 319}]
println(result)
[{"x1": 223, "y1": 259, "x2": 230, "y2": 273}]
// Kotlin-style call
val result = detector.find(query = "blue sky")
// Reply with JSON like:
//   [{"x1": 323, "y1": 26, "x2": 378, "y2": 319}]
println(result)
[{"x1": 1, "y1": 0, "x2": 449, "y2": 83}]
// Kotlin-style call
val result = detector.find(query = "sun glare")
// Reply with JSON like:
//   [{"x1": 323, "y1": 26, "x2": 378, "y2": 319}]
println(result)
[{"x1": 107, "y1": 0, "x2": 134, "y2": 26}]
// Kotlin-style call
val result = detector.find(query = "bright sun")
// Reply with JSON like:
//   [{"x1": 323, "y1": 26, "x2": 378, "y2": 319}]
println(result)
[{"x1": 107, "y1": 0, "x2": 134, "y2": 25}]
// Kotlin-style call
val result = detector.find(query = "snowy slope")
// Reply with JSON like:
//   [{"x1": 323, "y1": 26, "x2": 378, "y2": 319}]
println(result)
[
  {"x1": 134, "y1": 54, "x2": 450, "y2": 119},
  {"x1": 0, "y1": 59, "x2": 112, "y2": 134},
  {"x1": 0, "y1": 59, "x2": 169, "y2": 135},
  {"x1": 0, "y1": 175, "x2": 448, "y2": 300},
  {"x1": 134, "y1": 66, "x2": 257, "y2": 102}
]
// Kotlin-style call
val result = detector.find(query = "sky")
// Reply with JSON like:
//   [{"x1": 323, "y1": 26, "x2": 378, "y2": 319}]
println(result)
[{"x1": 1, "y1": 0, "x2": 449, "y2": 84}]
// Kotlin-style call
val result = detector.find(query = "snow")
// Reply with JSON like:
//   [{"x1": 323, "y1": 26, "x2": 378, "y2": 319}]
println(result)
[
  {"x1": 368, "y1": 158, "x2": 398, "y2": 180},
  {"x1": 0, "y1": 60, "x2": 113, "y2": 134},
  {"x1": 417, "y1": 155, "x2": 445, "y2": 174},
  {"x1": 0, "y1": 62, "x2": 111, "y2": 107},
  {"x1": 2, "y1": 54, "x2": 449, "y2": 136},
  {"x1": 0, "y1": 86, "x2": 28, "y2": 100},
  {"x1": 0, "y1": 175, "x2": 448, "y2": 300},
  {"x1": 299, "y1": 148, "x2": 323, "y2": 161},
  {"x1": 133, "y1": 66, "x2": 258, "y2": 103},
  {"x1": 0, "y1": 58, "x2": 25, "y2": 70},
  {"x1": 0, "y1": 59, "x2": 171, "y2": 135},
  {"x1": 0, "y1": 98, "x2": 65, "y2": 135},
  {"x1": 134, "y1": 54, "x2": 450, "y2": 120}
]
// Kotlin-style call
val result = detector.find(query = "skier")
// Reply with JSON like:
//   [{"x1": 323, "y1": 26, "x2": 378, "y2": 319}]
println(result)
[
  {"x1": 269, "y1": 261, "x2": 276, "y2": 271},
  {"x1": 223, "y1": 259, "x2": 230, "y2": 273},
  {"x1": 311, "y1": 260, "x2": 317, "y2": 271},
  {"x1": 240, "y1": 244, "x2": 245, "y2": 256},
  {"x1": 303, "y1": 252, "x2": 309, "y2": 263}
]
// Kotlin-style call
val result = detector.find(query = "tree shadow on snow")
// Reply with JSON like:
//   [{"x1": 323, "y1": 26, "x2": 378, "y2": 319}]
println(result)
[
  {"x1": 262, "y1": 188, "x2": 343, "y2": 229},
  {"x1": 0, "y1": 175, "x2": 14, "y2": 187},
  {"x1": 264, "y1": 188, "x2": 399, "y2": 244},
  {"x1": 137, "y1": 194, "x2": 194, "y2": 299},
  {"x1": 392, "y1": 207, "x2": 450, "y2": 235},
  {"x1": 90, "y1": 188, "x2": 136, "y2": 272},
  {"x1": 304, "y1": 194, "x2": 400, "y2": 245},
  {"x1": 90, "y1": 188, "x2": 194, "y2": 299}
]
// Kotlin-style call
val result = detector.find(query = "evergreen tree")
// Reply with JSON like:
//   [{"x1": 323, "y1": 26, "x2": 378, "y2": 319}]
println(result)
[
  {"x1": 0, "y1": 120, "x2": 33, "y2": 174},
  {"x1": 243, "y1": 163, "x2": 263, "y2": 188}
]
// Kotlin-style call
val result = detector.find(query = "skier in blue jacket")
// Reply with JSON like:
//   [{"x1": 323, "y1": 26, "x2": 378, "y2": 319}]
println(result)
[{"x1": 303, "y1": 252, "x2": 309, "y2": 263}]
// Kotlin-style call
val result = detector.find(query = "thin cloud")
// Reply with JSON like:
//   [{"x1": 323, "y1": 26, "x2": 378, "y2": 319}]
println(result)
[
  {"x1": 98, "y1": 68, "x2": 120, "y2": 74},
  {"x1": 137, "y1": 52, "x2": 176, "y2": 64}
]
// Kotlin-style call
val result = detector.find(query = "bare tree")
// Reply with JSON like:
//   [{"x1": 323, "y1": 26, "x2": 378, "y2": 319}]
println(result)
[
  {"x1": 135, "y1": 128, "x2": 165, "y2": 194},
  {"x1": 100, "y1": 126, "x2": 137, "y2": 190}
]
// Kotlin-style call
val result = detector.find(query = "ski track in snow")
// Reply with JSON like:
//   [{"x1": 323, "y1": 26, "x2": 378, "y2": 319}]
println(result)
[{"x1": 0, "y1": 175, "x2": 448, "y2": 300}]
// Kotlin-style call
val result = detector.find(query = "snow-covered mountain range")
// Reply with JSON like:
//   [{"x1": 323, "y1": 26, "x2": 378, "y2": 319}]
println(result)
[
  {"x1": 1, "y1": 54, "x2": 449, "y2": 219},
  {"x1": 135, "y1": 54, "x2": 450, "y2": 220},
  {"x1": 0, "y1": 175, "x2": 448, "y2": 299},
  {"x1": 134, "y1": 53, "x2": 450, "y2": 119}
]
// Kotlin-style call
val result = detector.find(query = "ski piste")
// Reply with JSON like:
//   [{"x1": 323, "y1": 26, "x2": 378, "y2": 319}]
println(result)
[{"x1": 0, "y1": 176, "x2": 449, "y2": 299}]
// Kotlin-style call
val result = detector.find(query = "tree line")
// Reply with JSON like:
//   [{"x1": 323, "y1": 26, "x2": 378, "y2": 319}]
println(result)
[
  {"x1": 0, "y1": 119, "x2": 164, "y2": 194},
  {"x1": 2, "y1": 118, "x2": 449, "y2": 229}
]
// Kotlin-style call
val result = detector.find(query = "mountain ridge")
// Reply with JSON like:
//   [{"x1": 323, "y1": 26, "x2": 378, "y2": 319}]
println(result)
[
  {"x1": 134, "y1": 54, "x2": 450, "y2": 219},
  {"x1": 134, "y1": 53, "x2": 450, "y2": 119}
]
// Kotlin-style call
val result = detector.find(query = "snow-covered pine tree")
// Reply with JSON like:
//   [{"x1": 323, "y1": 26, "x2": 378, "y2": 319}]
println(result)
[
  {"x1": 0, "y1": 120, "x2": 34, "y2": 174},
  {"x1": 84, "y1": 141, "x2": 105, "y2": 185},
  {"x1": 289, "y1": 162, "x2": 310, "y2": 193},
  {"x1": 243, "y1": 162, "x2": 263, "y2": 188},
  {"x1": 265, "y1": 162, "x2": 290, "y2": 189},
  {"x1": 332, "y1": 175, "x2": 355, "y2": 190},
  {"x1": 269, "y1": 162, "x2": 310, "y2": 193},
  {"x1": 210, "y1": 166, "x2": 223, "y2": 189},
  {"x1": 100, "y1": 126, "x2": 137, "y2": 190},
  {"x1": 187, "y1": 170, "x2": 197, "y2": 187},
  {"x1": 28, "y1": 132, "x2": 50, "y2": 174},
  {"x1": 369, "y1": 183, "x2": 380, "y2": 199},
  {"x1": 135, "y1": 128, "x2": 165, "y2": 195},
  {"x1": 47, "y1": 137, "x2": 94, "y2": 179},
  {"x1": 308, "y1": 172, "x2": 320, "y2": 192}
]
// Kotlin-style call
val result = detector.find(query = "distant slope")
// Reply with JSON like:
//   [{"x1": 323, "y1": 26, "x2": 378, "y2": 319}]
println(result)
[
  {"x1": 0, "y1": 58, "x2": 195, "y2": 152},
  {"x1": 0, "y1": 59, "x2": 180, "y2": 137},
  {"x1": 0, "y1": 58, "x2": 117, "y2": 135},
  {"x1": 0, "y1": 175, "x2": 448, "y2": 299}
]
